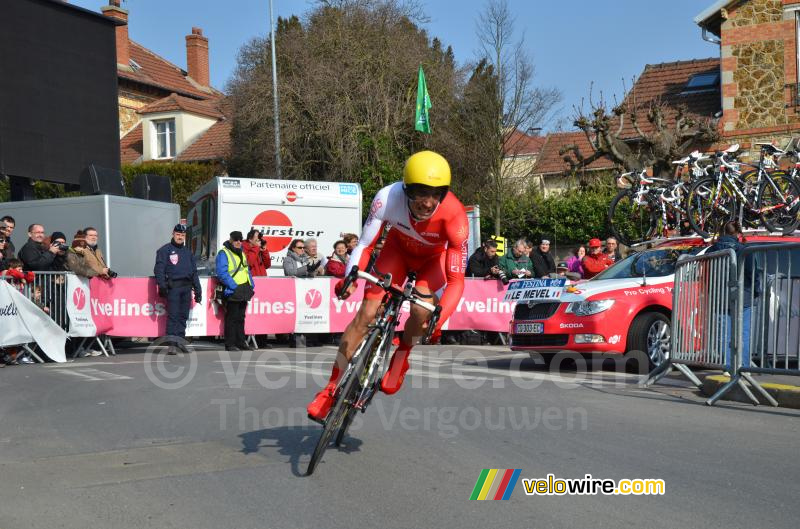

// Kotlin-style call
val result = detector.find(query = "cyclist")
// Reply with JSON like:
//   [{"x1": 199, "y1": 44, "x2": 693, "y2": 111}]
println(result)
[{"x1": 307, "y1": 151, "x2": 469, "y2": 421}]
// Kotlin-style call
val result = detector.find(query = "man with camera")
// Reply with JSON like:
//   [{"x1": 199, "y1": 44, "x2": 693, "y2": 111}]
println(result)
[
  {"x1": 154, "y1": 224, "x2": 201, "y2": 355},
  {"x1": 19, "y1": 224, "x2": 62, "y2": 272},
  {"x1": 467, "y1": 239, "x2": 507, "y2": 282},
  {"x1": 498, "y1": 238, "x2": 533, "y2": 281}
]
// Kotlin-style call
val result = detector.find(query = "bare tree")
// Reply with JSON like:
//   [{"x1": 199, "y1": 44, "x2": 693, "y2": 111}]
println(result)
[
  {"x1": 561, "y1": 85, "x2": 719, "y2": 179},
  {"x1": 473, "y1": 0, "x2": 561, "y2": 234}
]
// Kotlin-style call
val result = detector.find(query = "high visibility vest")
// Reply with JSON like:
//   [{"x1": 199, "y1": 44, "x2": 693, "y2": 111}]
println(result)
[{"x1": 222, "y1": 248, "x2": 251, "y2": 286}]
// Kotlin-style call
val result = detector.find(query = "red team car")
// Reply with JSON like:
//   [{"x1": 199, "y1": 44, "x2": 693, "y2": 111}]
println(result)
[{"x1": 509, "y1": 234, "x2": 800, "y2": 369}]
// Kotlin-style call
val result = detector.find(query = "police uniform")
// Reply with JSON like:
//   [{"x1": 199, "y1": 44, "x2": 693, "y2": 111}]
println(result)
[{"x1": 154, "y1": 224, "x2": 201, "y2": 345}]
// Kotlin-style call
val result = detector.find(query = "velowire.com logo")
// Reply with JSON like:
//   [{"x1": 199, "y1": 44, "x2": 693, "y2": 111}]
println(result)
[{"x1": 469, "y1": 469, "x2": 521, "y2": 501}]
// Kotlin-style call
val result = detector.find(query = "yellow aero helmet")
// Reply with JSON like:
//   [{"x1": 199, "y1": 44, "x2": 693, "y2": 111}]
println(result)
[{"x1": 403, "y1": 150, "x2": 451, "y2": 188}]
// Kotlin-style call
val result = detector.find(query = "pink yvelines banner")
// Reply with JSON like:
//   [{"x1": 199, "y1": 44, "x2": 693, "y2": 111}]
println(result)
[{"x1": 70, "y1": 278, "x2": 514, "y2": 337}]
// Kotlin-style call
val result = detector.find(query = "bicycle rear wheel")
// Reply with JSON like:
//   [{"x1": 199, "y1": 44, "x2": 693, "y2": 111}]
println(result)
[
  {"x1": 608, "y1": 190, "x2": 657, "y2": 246},
  {"x1": 307, "y1": 328, "x2": 381, "y2": 475},
  {"x1": 758, "y1": 172, "x2": 800, "y2": 233},
  {"x1": 686, "y1": 177, "x2": 735, "y2": 238}
]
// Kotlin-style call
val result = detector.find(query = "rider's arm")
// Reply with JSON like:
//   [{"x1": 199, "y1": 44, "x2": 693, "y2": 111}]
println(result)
[
  {"x1": 346, "y1": 187, "x2": 389, "y2": 275},
  {"x1": 436, "y1": 208, "x2": 469, "y2": 330}
]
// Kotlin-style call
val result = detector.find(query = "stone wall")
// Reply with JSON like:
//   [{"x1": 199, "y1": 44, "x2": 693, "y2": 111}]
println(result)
[
  {"x1": 732, "y1": 39, "x2": 786, "y2": 129},
  {"x1": 118, "y1": 88, "x2": 158, "y2": 137},
  {"x1": 730, "y1": 0, "x2": 782, "y2": 27}
]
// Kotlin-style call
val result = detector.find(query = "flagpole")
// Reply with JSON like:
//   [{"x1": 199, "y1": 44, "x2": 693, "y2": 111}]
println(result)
[{"x1": 269, "y1": 0, "x2": 283, "y2": 179}]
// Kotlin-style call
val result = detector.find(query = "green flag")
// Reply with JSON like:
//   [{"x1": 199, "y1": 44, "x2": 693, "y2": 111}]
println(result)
[{"x1": 415, "y1": 65, "x2": 432, "y2": 134}]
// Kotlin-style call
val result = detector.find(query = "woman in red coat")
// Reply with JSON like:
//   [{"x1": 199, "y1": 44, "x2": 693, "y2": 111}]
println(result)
[
  {"x1": 242, "y1": 229, "x2": 271, "y2": 276},
  {"x1": 325, "y1": 240, "x2": 348, "y2": 278}
]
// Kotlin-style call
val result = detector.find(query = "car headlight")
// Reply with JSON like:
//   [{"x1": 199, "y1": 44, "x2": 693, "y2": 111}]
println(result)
[{"x1": 565, "y1": 299, "x2": 615, "y2": 316}]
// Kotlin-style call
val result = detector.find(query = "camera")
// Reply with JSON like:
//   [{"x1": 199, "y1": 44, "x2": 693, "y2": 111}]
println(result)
[
  {"x1": 496, "y1": 268, "x2": 509, "y2": 285},
  {"x1": 53, "y1": 242, "x2": 68, "y2": 251},
  {"x1": 107, "y1": 270, "x2": 118, "y2": 278}
]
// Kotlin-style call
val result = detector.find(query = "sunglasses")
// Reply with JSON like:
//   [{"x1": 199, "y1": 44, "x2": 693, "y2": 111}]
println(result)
[{"x1": 295, "y1": 245, "x2": 305, "y2": 249}]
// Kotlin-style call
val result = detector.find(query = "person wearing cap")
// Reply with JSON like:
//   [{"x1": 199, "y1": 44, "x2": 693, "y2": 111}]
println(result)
[
  {"x1": 215, "y1": 231, "x2": 255, "y2": 352},
  {"x1": 531, "y1": 237, "x2": 557, "y2": 278},
  {"x1": 582, "y1": 238, "x2": 614, "y2": 279},
  {"x1": 67, "y1": 230, "x2": 107, "y2": 279},
  {"x1": 154, "y1": 224, "x2": 202, "y2": 354},
  {"x1": 48, "y1": 231, "x2": 70, "y2": 272}
]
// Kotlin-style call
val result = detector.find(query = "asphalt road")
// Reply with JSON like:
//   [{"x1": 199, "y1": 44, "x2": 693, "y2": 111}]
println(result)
[{"x1": 1, "y1": 343, "x2": 799, "y2": 529}]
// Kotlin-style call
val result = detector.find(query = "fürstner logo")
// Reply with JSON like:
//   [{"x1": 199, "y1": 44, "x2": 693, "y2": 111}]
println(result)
[
  {"x1": 72, "y1": 288, "x2": 86, "y2": 310},
  {"x1": 251, "y1": 210, "x2": 324, "y2": 253},
  {"x1": 305, "y1": 289, "x2": 323, "y2": 309}
]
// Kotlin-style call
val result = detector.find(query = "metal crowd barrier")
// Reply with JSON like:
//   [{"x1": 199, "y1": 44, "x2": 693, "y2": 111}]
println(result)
[
  {"x1": 711, "y1": 243, "x2": 800, "y2": 406},
  {"x1": 644, "y1": 243, "x2": 800, "y2": 407},
  {"x1": 643, "y1": 250, "x2": 738, "y2": 396},
  {"x1": 1, "y1": 271, "x2": 114, "y2": 361}
]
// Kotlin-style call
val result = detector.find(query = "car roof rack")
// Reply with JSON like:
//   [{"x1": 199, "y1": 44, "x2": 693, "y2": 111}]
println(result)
[{"x1": 628, "y1": 235, "x2": 709, "y2": 251}]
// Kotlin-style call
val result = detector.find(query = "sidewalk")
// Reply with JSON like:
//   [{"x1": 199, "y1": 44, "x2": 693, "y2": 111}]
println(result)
[{"x1": 701, "y1": 373, "x2": 800, "y2": 409}]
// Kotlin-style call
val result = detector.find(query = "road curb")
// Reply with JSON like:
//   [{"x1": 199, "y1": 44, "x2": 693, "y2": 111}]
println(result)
[{"x1": 701, "y1": 375, "x2": 800, "y2": 409}]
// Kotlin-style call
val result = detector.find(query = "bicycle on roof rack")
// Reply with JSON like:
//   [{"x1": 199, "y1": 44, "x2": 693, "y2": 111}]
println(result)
[
  {"x1": 685, "y1": 143, "x2": 800, "y2": 238},
  {"x1": 306, "y1": 266, "x2": 441, "y2": 476}
]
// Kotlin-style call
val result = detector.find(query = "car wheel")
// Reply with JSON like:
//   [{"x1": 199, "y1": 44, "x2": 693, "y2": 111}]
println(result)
[{"x1": 626, "y1": 312, "x2": 670, "y2": 372}]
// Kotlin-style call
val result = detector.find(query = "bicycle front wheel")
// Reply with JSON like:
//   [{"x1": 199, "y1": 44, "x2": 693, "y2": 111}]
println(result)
[
  {"x1": 758, "y1": 172, "x2": 800, "y2": 233},
  {"x1": 608, "y1": 190, "x2": 657, "y2": 246},
  {"x1": 307, "y1": 328, "x2": 382, "y2": 475}
]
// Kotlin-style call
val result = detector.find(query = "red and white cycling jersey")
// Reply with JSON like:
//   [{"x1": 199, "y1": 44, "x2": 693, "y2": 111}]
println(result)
[{"x1": 347, "y1": 182, "x2": 469, "y2": 328}]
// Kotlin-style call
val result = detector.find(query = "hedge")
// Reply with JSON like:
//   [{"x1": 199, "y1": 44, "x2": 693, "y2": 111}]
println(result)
[{"x1": 121, "y1": 162, "x2": 218, "y2": 216}]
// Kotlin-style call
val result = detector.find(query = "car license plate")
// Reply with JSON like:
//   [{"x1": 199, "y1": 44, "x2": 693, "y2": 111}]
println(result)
[{"x1": 515, "y1": 322, "x2": 544, "y2": 334}]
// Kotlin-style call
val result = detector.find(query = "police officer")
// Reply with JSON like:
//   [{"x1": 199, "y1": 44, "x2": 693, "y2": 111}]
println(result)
[{"x1": 154, "y1": 224, "x2": 201, "y2": 354}]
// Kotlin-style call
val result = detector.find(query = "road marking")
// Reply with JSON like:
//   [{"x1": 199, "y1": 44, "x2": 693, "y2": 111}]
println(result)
[{"x1": 51, "y1": 368, "x2": 132, "y2": 381}]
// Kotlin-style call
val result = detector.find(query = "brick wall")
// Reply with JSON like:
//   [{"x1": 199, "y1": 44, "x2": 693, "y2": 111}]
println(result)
[{"x1": 719, "y1": 0, "x2": 800, "y2": 140}]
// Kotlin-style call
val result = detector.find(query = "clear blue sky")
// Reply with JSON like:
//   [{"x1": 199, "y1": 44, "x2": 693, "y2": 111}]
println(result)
[{"x1": 71, "y1": 0, "x2": 717, "y2": 128}]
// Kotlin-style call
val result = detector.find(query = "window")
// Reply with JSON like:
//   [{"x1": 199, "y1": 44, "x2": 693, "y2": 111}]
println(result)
[
  {"x1": 154, "y1": 119, "x2": 176, "y2": 158},
  {"x1": 684, "y1": 72, "x2": 720, "y2": 92}
]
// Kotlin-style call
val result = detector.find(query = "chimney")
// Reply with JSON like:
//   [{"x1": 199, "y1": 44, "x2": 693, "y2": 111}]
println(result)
[
  {"x1": 100, "y1": 0, "x2": 130, "y2": 69},
  {"x1": 186, "y1": 27, "x2": 210, "y2": 88}
]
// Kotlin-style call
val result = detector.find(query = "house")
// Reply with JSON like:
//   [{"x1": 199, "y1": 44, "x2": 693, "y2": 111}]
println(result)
[
  {"x1": 530, "y1": 58, "x2": 721, "y2": 193},
  {"x1": 695, "y1": 0, "x2": 800, "y2": 149},
  {"x1": 99, "y1": 0, "x2": 231, "y2": 166}
]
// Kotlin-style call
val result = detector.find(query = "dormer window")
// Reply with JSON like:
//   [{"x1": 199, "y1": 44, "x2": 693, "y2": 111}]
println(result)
[
  {"x1": 683, "y1": 72, "x2": 720, "y2": 93},
  {"x1": 154, "y1": 119, "x2": 176, "y2": 158},
  {"x1": 129, "y1": 58, "x2": 142, "y2": 71}
]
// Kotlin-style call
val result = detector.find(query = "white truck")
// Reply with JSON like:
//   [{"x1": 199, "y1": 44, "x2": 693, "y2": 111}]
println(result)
[
  {"x1": 0, "y1": 195, "x2": 179, "y2": 276},
  {"x1": 186, "y1": 177, "x2": 363, "y2": 275}
]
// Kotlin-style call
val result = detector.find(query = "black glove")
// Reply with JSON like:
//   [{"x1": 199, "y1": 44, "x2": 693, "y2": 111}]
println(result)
[
  {"x1": 194, "y1": 292, "x2": 202, "y2": 303},
  {"x1": 158, "y1": 286, "x2": 169, "y2": 298}
]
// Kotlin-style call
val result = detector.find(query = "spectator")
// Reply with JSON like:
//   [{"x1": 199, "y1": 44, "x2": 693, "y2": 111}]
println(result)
[
  {"x1": 0, "y1": 232, "x2": 10, "y2": 272},
  {"x1": 499, "y1": 239, "x2": 533, "y2": 279},
  {"x1": 215, "y1": 231, "x2": 255, "y2": 352},
  {"x1": 283, "y1": 239, "x2": 323, "y2": 277},
  {"x1": 304, "y1": 238, "x2": 328, "y2": 273},
  {"x1": 604, "y1": 237, "x2": 623, "y2": 262},
  {"x1": 366, "y1": 236, "x2": 384, "y2": 274},
  {"x1": 342, "y1": 233, "x2": 358, "y2": 254},
  {"x1": 466, "y1": 239, "x2": 501, "y2": 279},
  {"x1": 66, "y1": 230, "x2": 111, "y2": 279},
  {"x1": 531, "y1": 238, "x2": 557, "y2": 278},
  {"x1": 32, "y1": 285, "x2": 50, "y2": 315},
  {"x1": 565, "y1": 246, "x2": 586, "y2": 278},
  {"x1": 0, "y1": 216, "x2": 16, "y2": 260},
  {"x1": 523, "y1": 238, "x2": 533, "y2": 257},
  {"x1": 155, "y1": 224, "x2": 202, "y2": 355},
  {"x1": 1, "y1": 258, "x2": 34, "y2": 290},
  {"x1": 243, "y1": 229, "x2": 271, "y2": 276},
  {"x1": 48, "y1": 231, "x2": 70, "y2": 272},
  {"x1": 18, "y1": 224, "x2": 60, "y2": 271},
  {"x1": 582, "y1": 238, "x2": 614, "y2": 279},
  {"x1": 325, "y1": 240, "x2": 348, "y2": 278}
]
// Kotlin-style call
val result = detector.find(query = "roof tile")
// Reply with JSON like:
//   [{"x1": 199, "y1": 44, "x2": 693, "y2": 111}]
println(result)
[
  {"x1": 176, "y1": 120, "x2": 232, "y2": 162},
  {"x1": 139, "y1": 93, "x2": 224, "y2": 119}
]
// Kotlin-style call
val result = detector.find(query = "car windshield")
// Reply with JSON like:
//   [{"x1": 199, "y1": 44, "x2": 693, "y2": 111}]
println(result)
[{"x1": 591, "y1": 246, "x2": 704, "y2": 280}]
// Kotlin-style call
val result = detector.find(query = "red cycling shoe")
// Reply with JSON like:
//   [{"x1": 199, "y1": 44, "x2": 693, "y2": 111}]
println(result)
[
  {"x1": 380, "y1": 347, "x2": 411, "y2": 395},
  {"x1": 307, "y1": 382, "x2": 337, "y2": 421},
  {"x1": 307, "y1": 366, "x2": 341, "y2": 422}
]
